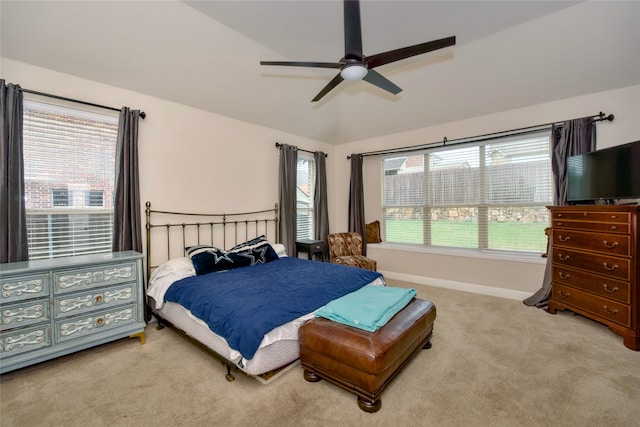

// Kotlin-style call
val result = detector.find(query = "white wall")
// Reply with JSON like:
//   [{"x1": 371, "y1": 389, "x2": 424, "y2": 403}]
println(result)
[
  {"x1": 332, "y1": 84, "x2": 640, "y2": 297},
  {"x1": 4, "y1": 58, "x2": 639, "y2": 297},
  {"x1": 1, "y1": 58, "x2": 333, "y2": 259}
]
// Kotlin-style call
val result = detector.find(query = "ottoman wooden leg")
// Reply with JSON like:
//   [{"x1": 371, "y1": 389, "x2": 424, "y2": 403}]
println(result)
[{"x1": 357, "y1": 396, "x2": 382, "y2": 413}]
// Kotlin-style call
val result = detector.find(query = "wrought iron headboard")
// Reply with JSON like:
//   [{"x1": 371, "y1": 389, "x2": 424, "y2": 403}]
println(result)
[{"x1": 145, "y1": 201, "x2": 279, "y2": 282}]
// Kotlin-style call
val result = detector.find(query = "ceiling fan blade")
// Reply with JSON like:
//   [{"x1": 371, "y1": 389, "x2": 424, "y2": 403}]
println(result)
[
  {"x1": 344, "y1": 0, "x2": 363, "y2": 60},
  {"x1": 260, "y1": 61, "x2": 343, "y2": 69},
  {"x1": 362, "y1": 70, "x2": 402, "y2": 95},
  {"x1": 312, "y1": 73, "x2": 344, "y2": 102},
  {"x1": 366, "y1": 36, "x2": 456, "y2": 69}
]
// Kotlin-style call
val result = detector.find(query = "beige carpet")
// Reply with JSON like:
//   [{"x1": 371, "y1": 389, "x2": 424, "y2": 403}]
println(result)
[{"x1": 2, "y1": 279, "x2": 639, "y2": 427}]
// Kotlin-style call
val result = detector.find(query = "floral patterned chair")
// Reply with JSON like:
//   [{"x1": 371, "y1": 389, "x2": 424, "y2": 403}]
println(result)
[{"x1": 327, "y1": 232, "x2": 377, "y2": 271}]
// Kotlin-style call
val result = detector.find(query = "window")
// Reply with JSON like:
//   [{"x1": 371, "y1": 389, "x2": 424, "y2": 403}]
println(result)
[
  {"x1": 52, "y1": 189, "x2": 72, "y2": 206},
  {"x1": 23, "y1": 100, "x2": 119, "y2": 260},
  {"x1": 381, "y1": 131, "x2": 552, "y2": 254},
  {"x1": 296, "y1": 153, "x2": 315, "y2": 240},
  {"x1": 85, "y1": 190, "x2": 104, "y2": 207}
]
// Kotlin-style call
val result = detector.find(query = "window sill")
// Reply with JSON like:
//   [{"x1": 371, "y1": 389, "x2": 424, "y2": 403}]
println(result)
[{"x1": 368, "y1": 242, "x2": 547, "y2": 265}]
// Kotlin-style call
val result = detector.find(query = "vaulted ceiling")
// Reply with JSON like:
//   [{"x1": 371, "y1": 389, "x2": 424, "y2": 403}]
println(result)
[{"x1": 2, "y1": 1, "x2": 638, "y2": 144}]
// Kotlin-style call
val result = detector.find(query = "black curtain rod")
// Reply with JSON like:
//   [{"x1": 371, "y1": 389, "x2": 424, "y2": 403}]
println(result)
[
  {"x1": 347, "y1": 111, "x2": 614, "y2": 159},
  {"x1": 20, "y1": 88, "x2": 146, "y2": 119},
  {"x1": 275, "y1": 142, "x2": 328, "y2": 157}
]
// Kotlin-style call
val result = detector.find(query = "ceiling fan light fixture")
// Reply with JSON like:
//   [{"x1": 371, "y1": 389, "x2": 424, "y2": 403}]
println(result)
[{"x1": 340, "y1": 64, "x2": 368, "y2": 81}]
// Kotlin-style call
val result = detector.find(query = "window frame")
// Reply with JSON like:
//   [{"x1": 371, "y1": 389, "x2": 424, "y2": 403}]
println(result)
[
  {"x1": 296, "y1": 152, "x2": 316, "y2": 240},
  {"x1": 380, "y1": 129, "x2": 553, "y2": 256},
  {"x1": 22, "y1": 99, "x2": 119, "y2": 260}
]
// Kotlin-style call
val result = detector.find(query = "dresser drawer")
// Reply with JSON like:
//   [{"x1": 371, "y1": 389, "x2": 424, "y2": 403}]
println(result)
[
  {"x1": 552, "y1": 283, "x2": 631, "y2": 327},
  {"x1": 1, "y1": 299, "x2": 51, "y2": 331},
  {"x1": 1, "y1": 273, "x2": 50, "y2": 304},
  {"x1": 54, "y1": 283, "x2": 138, "y2": 318},
  {"x1": 553, "y1": 230, "x2": 630, "y2": 257},
  {"x1": 1, "y1": 324, "x2": 51, "y2": 357},
  {"x1": 54, "y1": 262, "x2": 137, "y2": 294},
  {"x1": 55, "y1": 304, "x2": 139, "y2": 343},
  {"x1": 553, "y1": 248, "x2": 630, "y2": 281},
  {"x1": 553, "y1": 265, "x2": 630, "y2": 304},
  {"x1": 552, "y1": 210, "x2": 630, "y2": 224},
  {"x1": 552, "y1": 219, "x2": 630, "y2": 234}
]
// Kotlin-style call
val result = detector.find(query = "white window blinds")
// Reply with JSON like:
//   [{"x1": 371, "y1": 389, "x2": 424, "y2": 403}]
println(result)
[
  {"x1": 23, "y1": 100, "x2": 119, "y2": 260},
  {"x1": 381, "y1": 131, "x2": 552, "y2": 254},
  {"x1": 296, "y1": 153, "x2": 316, "y2": 240}
]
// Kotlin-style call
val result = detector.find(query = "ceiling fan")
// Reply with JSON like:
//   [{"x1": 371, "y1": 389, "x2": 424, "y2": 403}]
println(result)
[{"x1": 260, "y1": 0, "x2": 456, "y2": 102}]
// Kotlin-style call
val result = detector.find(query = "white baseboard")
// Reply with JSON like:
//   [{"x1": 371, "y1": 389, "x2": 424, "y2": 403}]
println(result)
[{"x1": 380, "y1": 270, "x2": 533, "y2": 301}]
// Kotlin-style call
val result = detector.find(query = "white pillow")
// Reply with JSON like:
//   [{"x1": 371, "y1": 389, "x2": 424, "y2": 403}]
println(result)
[
  {"x1": 147, "y1": 257, "x2": 196, "y2": 309},
  {"x1": 272, "y1": 243, "x2": 288, "y2": 257}
]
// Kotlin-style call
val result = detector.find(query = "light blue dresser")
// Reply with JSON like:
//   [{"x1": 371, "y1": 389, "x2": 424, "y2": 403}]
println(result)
[{"x1": 0, "y1": 251, "x2": 145, "y2": 374}]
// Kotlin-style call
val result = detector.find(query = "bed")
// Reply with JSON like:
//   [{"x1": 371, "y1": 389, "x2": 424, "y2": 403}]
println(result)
[{"x1": 144, "y1": 202, "x2": 384, "y2": 382}]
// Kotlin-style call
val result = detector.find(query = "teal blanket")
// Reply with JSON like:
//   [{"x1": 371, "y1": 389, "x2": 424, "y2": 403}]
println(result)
[{"x1": 315, "y1": 285, "x2": 416, "y2": 332}]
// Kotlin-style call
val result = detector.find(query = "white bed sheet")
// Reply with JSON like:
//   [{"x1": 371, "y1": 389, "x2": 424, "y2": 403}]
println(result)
[{"x1": 154, "y1": 301, "x2": 311, "y2": 376}]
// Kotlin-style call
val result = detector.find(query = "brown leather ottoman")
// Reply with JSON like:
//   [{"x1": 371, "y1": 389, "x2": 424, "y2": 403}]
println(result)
[{"x1": 298, "y1": 298, "x2": 436, "y2": 412}]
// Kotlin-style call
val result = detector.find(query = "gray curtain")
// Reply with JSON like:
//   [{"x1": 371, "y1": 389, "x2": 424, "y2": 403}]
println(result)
[
  {"x1": 348, "y1": 154, "x2": 367, "y2": 255},
  {"x1": 112, "y1": 107, "x2": 142, "y2": 253},
  {"x1": 313, "y1": 151, "x2": 329, "y2": 244},
  {"x1": 524, "y1": 118, "x2": 595, "y2": 307},
  {"x1": 278, "y1": 143, "x2": 298, "y2": 257},
  {"x1": 552, "y1": 119, "x2": 596, "y2": 206},
  {"x1": 0, "y1": 80, "x2": 29, "y2": 263}
]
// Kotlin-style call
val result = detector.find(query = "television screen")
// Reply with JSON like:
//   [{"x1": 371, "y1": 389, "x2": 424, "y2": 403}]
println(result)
[{"x1": 567, "y1": 141, "x2": 640, "y2": 203}]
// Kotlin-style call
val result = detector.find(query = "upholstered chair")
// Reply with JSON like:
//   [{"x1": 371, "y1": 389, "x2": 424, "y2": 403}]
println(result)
[{"x1": 327, "y1": 232, "x2": 377, "y2": 271}]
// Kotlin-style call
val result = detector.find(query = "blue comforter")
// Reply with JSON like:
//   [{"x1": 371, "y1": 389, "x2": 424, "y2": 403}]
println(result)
[{"x1": 164, "y1": 257, "x2": 382, "y2": 359}]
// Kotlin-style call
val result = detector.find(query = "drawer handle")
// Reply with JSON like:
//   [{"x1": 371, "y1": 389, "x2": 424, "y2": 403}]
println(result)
[
  {"x1": 558, "y1": 290, "x2": 571, "y2": 298},
  {"x1": 557, "y1": 213, "x2": 563, "y2": 218},
  {"x1": 610, "y1": 226, "x2": 618, "y2": 230},
  {"x1": 558, "y1": 235, "x2": 570, "y2": 242},
  {"x1": 557, "y1": 222, "x2": 563, "y2": 226},
  {"x1": 558, "y1": 272, "x2": 571, "y2": 280},
  {"x1": 95, "y1": 295, "x2": 103, "y2": 303},
  {"x1": 602, "y1": 241, "x2": 618, "y2": 249},
  {"x1": 96, "y1": 318, "x2": 104, "y2": 325},
  {"x1": 603, "y1": 306, "x2": 618, "y2": 315},
  {"x1": 602, "y1": 284, "x2": 619, "y2": 293},
  {"x1": 610, "y1": 215, "x2": 618, "y2": 219},
  {"x1": 602, "y1": 263, "x2": 618, "y2": 271},
  {"x1": 558, "y1": 254, "x2": 570, "y2": 261}
]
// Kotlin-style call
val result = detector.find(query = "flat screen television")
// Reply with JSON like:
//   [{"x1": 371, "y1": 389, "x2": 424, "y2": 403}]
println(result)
[{"x1": 566, "y1": 140, "x2": 640, "y2": 204}]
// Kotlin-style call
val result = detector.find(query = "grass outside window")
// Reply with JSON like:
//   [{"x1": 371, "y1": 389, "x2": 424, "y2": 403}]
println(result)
[{"x1": 385, "y1": 219, "x2": 548, "y2": 252}]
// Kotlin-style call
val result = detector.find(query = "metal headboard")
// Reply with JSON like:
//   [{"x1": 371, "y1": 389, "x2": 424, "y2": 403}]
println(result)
[{"x1": 145, "y1": 201, "x2": 279, "y2": 282}]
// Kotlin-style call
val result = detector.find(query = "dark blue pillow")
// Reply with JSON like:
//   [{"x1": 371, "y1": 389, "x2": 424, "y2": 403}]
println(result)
[
  {"x1": 228, "y1": 235, "x2": 279, "y2": 263},
  {"x1": 185, "y1": 245, "x2": 237, "y2": 275},
  {"x1": 186, "y1": 239, "x2": 278, "y2": 276}
]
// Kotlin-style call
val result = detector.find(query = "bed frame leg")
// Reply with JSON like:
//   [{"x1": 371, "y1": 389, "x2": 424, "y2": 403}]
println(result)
[
  {"x1": 155, "y1": 317, "x2": 166, "y2": 330},
  {"x1": 225, "y1": 364, "x2": 235, "y2": 382}
]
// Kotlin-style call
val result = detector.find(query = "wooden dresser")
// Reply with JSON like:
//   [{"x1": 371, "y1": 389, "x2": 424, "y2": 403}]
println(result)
[
  {"x1": 548, "y1": 205, "x2": 639, "y2": 350},
  {"x1": 0, "y1": 251, "x2": 146, "y2": 373}
]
